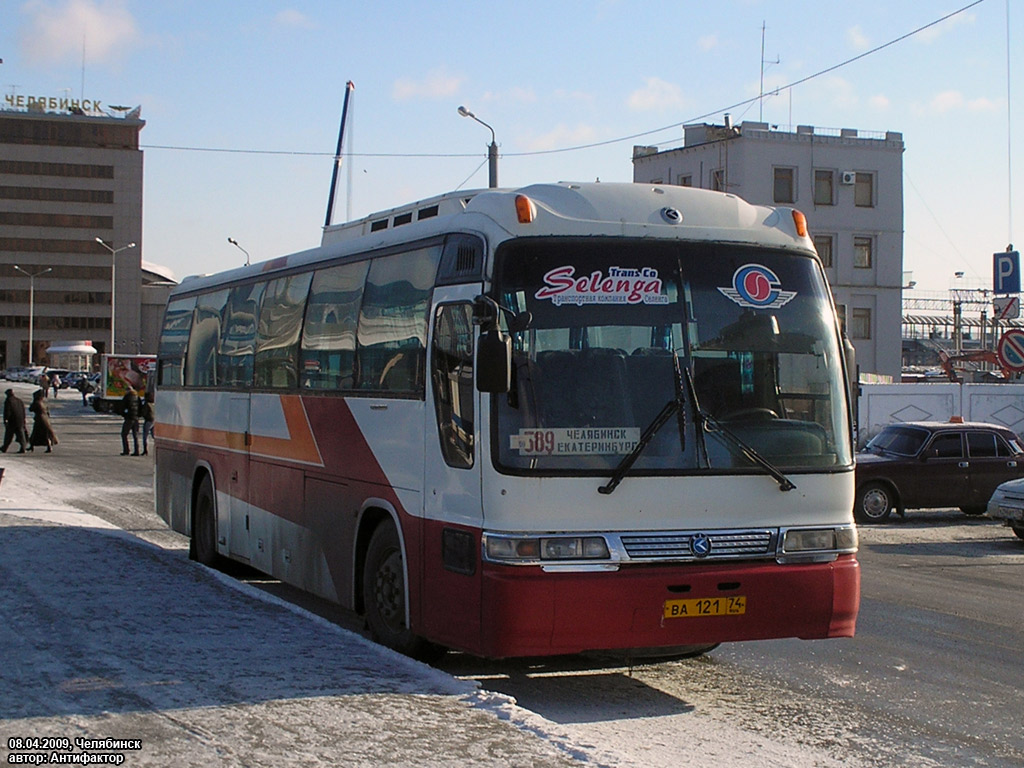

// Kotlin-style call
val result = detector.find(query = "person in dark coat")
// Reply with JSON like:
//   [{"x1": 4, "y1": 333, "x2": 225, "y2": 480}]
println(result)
[
  {"x1": 2, "y1": 388, "x2": 28, "y2": 453},
  {"x1": 28, "y1": 389, "x2": 57, "y2": 453},
  {"x1": 140, "y1": 390, "x2": 155, "y2": 456},
  {"x1": 121, "y1": 386, "x2": 141, "y2": 456}
]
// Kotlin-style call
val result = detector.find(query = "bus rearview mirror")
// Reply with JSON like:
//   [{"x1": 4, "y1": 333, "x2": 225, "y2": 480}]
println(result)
[{"x1": 477, "y1": 329, "x2": 511, "y2": 393}]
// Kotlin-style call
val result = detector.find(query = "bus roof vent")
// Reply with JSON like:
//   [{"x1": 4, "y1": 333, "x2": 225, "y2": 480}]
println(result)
[
  {"x1": 437, "y1": 234, "x2": 484, "y2": 285},
  {"x1": 393, "y1": 212, "x2": 413, "y2": 227},
  {"x1": 369, "y1": 218, "x2": 389, "y2": 232}
]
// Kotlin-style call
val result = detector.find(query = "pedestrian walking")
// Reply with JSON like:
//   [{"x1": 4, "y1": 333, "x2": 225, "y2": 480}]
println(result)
[
  {"x1": 140, "y1": 391, "x2": 155, "y2": 456},
  {"x1": 1, "y1": 388, "x2": 28, "y2": 453},
  {"x1": 39, "y1": 373, "x2": 50, "y2": 397},
  {"x1": 77, "y1": 376, "x2": 96, "y2": 406},
  {"x1": 121, "y1": 386, "x2": 141, "y2": 456},
  {"x1": 50, "y1": 373, "x2": 61, "y2": 397},
  {"x1": 28, "y1": 389, "x2": 58, "y2": 453}
]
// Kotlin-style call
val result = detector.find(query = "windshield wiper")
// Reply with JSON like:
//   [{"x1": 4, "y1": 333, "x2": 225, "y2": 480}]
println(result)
[
  {"x1": 599, "y1": 353, "x2": 687, "y2": 495},
  {"x1": 680, "y1": 366, "x2": 796, "y2": 493}
]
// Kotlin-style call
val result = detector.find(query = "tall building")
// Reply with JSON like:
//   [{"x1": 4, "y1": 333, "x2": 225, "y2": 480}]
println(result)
[
  {"x1": 0, "y1": 97, "x2": 174, "y2": 371},
  {"x1": 633, "y1": 120, "x2": 905, "y2": 379}
]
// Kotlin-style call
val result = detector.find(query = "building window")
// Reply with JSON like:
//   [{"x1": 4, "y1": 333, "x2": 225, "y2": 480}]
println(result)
[
  {"x1": 813, "y1": 170, "x2": 834, "y2": 205},
  {"x1": 855, "y1": 172, "x2": 874, "y2": 207},
  {"x1": 773, "y1": 167, "x2": 795, "y2": 203},
  {"x1": 853, "y1": 236, "x2": 873, "y2": 268},
  {"x1": 813, "y1": 234, "x2": 834, "y2": 268},
  {"x1": 677, "y1": 174, "x2": 692, "y2": 187},
  {"x1": 851, "y1": 308, "x2": 872, "y2": 339},
  {"x1": 711, "y1": 169, "x2": 725, "y2": 191}
]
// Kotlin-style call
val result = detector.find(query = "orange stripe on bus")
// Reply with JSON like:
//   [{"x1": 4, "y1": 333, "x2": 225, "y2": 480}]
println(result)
[{"x1": 159, "y1": 395, "x2": 323, "y2": 466}]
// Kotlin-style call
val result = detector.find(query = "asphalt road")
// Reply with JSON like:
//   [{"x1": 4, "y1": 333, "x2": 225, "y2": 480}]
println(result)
[{"x1": 5, "y1": 380, "x2": 1023, "y2": 767}]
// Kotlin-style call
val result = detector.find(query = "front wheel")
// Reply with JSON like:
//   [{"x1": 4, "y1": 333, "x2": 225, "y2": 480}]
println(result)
[
  {"x1": 1012, "y1": 525, "x2": 1024, "y2": 542},
  {"x1": 855, "y1": 482, "x2": 894, "y2": 523},
  {"x1": 362, "y1": 521, "x2": 442, "y2": 661},
  {"x1": 190, "y1": 474, "x2": 219, "y2": 566}
]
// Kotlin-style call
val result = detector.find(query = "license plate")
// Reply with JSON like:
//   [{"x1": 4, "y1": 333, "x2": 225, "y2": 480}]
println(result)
[{"x1": 663, "y1": 595, "x2": 746, "y2": 619}]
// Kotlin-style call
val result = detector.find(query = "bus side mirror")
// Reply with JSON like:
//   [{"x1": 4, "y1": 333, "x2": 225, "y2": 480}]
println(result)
[{"x1": 477, "y1": 329, "x2": 511, "y2": 393}]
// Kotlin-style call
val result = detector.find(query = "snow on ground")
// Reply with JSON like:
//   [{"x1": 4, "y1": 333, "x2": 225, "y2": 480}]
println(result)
[{"x1": 0, "y1": 395, "x2": 856, "y2": 767}]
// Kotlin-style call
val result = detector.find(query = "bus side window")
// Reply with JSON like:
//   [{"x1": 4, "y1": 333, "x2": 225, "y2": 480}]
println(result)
[
  {"x1": 254, "y1": 273, "x2": 313, "y2": 389},
  {"x1": 431, "y1": 303, "x2": 474, "y2": 468},
  {"x1": 219, "y1": 282, "x2": 265, "y2": 388},
  {"x1": 186, "y1": 289, "x2": 229, "y2": 387},
  {"x1": 355, "y1": 246, "x2": 441, "y2": 394},
  {"x1": 301, "y1": 261, "x2": 368, "y2": 390},
  {"x1": 158, "y1": 295, "x2": 196, "y2": 387}
]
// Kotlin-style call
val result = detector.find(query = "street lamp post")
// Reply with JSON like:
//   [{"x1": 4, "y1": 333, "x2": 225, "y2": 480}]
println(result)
[
  {"x1": 95, "y1": 238, "x2": 136, "y2": 355},
  {"x1": 13, "y1": 265, "x2": 52, "y2": 366},
  {"x1": 227, "y1": 237, "x2": 250, "y2": 266},
  {"x1": 457, "y1": 106, "x2": 498, "y2": 189}
]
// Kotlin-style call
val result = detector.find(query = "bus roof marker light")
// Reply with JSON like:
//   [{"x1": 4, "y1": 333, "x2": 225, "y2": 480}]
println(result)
[
  {"x1": 515, "y1": 194, "x2": 537, "y2": 224},
  {"x1": 792, "y1": 210, "x2": 808, "y2": 238}
]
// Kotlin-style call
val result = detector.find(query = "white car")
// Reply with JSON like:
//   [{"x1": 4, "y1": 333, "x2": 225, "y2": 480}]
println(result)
[{"x1": 986, "y1": 478, "x2": 1024, "y2": 542}]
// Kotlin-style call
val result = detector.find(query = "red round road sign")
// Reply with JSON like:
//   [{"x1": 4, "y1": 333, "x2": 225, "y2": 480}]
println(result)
[{"x1": 997, "y1": 329, "x2": 1024, "y2": 372}]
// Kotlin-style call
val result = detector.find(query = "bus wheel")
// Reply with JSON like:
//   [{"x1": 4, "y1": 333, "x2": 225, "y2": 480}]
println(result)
[
  {"x1": 1012, "y1": 525, "x2": 1024, "y2": 541},
  {"x1": 362, "y1": 521, "x2": 442, "y2": 661},
  {"x1": 855, "y1": 482, "x2": 893, "y2": 523},
  {"x1": 191, "y1": 474, "x2": 219, "y2": 567}
]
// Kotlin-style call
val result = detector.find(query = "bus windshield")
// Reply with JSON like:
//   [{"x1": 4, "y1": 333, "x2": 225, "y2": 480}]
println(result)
[{"x1": 493, "y1": 238, "x2": 851, "y2": 475}]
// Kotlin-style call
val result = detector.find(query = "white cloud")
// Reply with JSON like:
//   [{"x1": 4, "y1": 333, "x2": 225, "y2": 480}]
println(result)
[
  {"x1": 698, "y1": 34, "x2": 718, "y2": 52},
  {"x1": 392, "y1": 67, "x2": 465, "y2": 101},
  {"x1": 481, "y1": 87, "x2": 537, "y2": 105},
  {"x1": 847, "y1": 25, "x2": 870, "y2": 50},
  {"x1": 627, "y1": 77, "x2": 687, "y2": 112},
  {"x1": 19, "y1": 0, "x2": 140, "y2": 66},
  {"x1": 917, "y1": 11, "x2": 976, "y2": 43},
  {"x1": 273, "y1": 9, "x2": 315, "y2": 30},
  {"x1": 870, "y1": 94, "x2": 890, "y2": 110},
  {"x1": 524, "y1": 123, "x2": 597, "y2": 152}
]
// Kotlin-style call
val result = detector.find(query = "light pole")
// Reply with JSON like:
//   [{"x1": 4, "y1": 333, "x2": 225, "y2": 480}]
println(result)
[
  {"x1": 95, "y1": 238, "x2": 136, "y2": 355},
  {"x1": 458, "y1": 105, "x2": 498, "y2": 188},
  {"x1": 13, "y1": 265, "x2": 52, "y2": 366},
  {"x1": 227, "y1": 237, "x2": 250, "y2": 266}
]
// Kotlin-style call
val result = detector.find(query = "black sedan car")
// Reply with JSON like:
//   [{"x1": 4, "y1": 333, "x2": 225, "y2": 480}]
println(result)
[{"x1": 854, "y1": 421, "x2": 1024, "y2": 523}]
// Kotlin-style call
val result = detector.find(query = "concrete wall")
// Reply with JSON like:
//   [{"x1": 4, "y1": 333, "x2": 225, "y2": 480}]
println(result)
[{"x1": 858, "y1": 382, "x2": 1024, "y2": 447}]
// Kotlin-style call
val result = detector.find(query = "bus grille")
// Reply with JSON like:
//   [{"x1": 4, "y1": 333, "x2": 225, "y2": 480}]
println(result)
[{"x1": 619, "y1": 530, "x2": 774, "y2": 560}]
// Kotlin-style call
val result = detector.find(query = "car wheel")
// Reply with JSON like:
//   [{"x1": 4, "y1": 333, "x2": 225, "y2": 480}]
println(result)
[
  {"x1": 959, "y1": 506, "x2": 987, "y2": 516},
  {"x1": 856, "y1": 482, "x2": 894, "y2": 523},
  {"x1": 362, "y1": 521, "x2": 444, "y2": 661},
  {"x1": 1012, "y1": 526, "x2": 1024, "y2": 542},
  {"x1": 191, "y1": 474, "x2": 219, "y2": 566}
]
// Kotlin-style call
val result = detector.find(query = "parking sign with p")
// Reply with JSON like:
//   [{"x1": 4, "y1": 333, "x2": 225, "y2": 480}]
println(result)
[{"x1": 994, "y1": 250, "x2": 1020, "y2": 294}]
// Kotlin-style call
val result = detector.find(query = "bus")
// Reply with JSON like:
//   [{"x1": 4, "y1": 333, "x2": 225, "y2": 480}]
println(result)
[{"x1": 154, "y1": 182, "x2": 859, "y2": 660}]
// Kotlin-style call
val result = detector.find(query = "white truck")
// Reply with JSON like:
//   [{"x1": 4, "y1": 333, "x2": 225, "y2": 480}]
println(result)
[{"x1": 91, "y1": 354, "x2": 156, "y2": 413}]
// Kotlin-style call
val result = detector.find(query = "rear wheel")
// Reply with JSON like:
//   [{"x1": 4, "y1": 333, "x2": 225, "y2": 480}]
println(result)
[
  {"x1": 959, "y1": 506, "x2": 987, "y2": 516},
  {"x1": 855, "y1": 482, "x2": 894, "y2": 523},
  {"x1": 1012, "y1": 525, "x2": 1024, "y2": 541},
  {"x1": 190, "y1": 474, "x2": 219, "y2": 566},
  {"x1": 362, "y1": 521, "x2": 443, "y2": 661}
]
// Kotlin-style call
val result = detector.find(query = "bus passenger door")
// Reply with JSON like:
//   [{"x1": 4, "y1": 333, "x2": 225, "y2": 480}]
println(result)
[
  {"x1": 227, "y1": 392, "x2": 251, "y2": 561},
  {"x1": 422, "y1": 297, "x2": 483, "y2": 650}
]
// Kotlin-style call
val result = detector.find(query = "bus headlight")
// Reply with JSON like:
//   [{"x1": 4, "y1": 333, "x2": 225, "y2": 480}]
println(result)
[
  {"x1": 779, "y1": 526, "x2": 858, "y2": 562},
  {"x1": 484, "y1": 534, "x2": 610, "y2": 563}
]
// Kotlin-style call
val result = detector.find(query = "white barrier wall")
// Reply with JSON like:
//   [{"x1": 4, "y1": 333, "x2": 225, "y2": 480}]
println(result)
[{"x1": 857, "y1": 383, "x2": 1024, "y2": 447}]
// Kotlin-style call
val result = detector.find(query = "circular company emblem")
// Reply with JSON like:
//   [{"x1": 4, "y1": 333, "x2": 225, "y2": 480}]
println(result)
[
  {"x1": 690, "y1": 533, "x2": 712, "y2": 558},
  {"x1": 734, "y1": 264, "x2": 782, "y2": 306}
]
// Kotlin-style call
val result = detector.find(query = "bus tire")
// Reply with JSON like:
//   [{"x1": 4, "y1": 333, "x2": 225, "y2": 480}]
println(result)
[
  {"x1": 191, "y1": 474, "x2": 220, "y2": 567},
  {"x1": 1012, "y1": 525, "x2": 1024, "y2": 541},
  {"x1": 362, "y1": 521, "x2": 441, "y2": 661}
]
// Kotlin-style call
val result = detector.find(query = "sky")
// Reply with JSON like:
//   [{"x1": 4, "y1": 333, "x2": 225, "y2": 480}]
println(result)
[{"x1": 0, "y1": 0, "x2": 1020, "y2": 295}]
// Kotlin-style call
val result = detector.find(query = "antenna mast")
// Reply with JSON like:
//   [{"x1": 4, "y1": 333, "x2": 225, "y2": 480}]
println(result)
[{"x1": 324, "y1": 81, "x2": 355, "y2": 229}]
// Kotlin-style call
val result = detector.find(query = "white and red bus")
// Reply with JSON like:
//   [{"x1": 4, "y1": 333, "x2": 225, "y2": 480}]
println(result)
[{"x1": 155, "y1": 182, "x2": 859, "y2": 659}]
